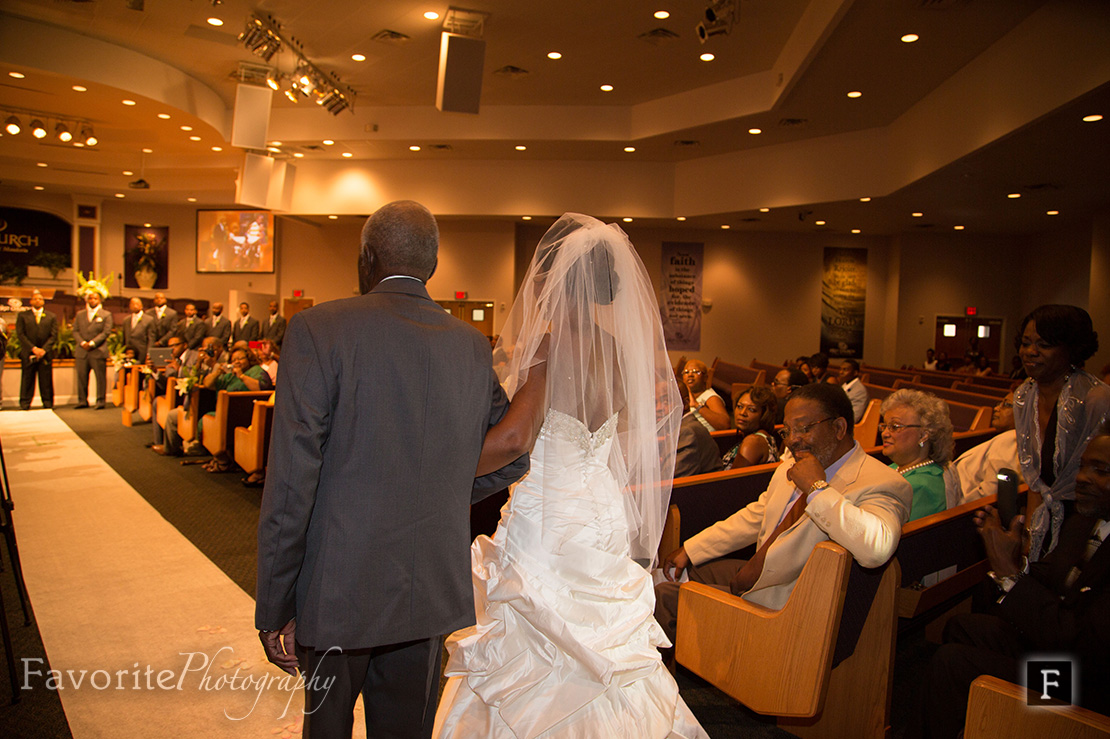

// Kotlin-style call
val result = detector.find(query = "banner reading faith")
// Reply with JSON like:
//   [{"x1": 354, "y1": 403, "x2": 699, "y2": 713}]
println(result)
[
  {"x1": 661, "y1": 241, "x2": 703, "y2": 351},
  {"x1": 820, "y1": 247, "x2": 867, "y2": 358}
]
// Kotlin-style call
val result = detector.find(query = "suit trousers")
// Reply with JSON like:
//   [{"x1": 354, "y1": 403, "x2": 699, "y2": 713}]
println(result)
[
  {"x1": 75, "y1": 355, "x2": 107, "y2": 405},
  {"x1": 20, "y1": 357, "x2": 54, "y2": 409},
  {"x1": 654, "y1": 557, "x2": 746, "y2": 644},
  {"x1": 296, "y1": 636, "x2": 444, "y2": 739}
]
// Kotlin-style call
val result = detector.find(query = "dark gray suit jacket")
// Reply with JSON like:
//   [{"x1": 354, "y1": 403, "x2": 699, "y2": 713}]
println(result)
[
  {"x1": 177, "y1": 317, "x2": 207, "y2": 350},
  {"x1": 206, "y1": 314, "x2": 232, "y2": 344},
  {"x1": 232, "y1": 316, "x2": 261, "y2": 344},
  {"x1": 146, "y1": 306, "x2": 178, "y2": 347},
  {"x1": 74, "y1": 309, "x2": 113, "y2": 358},
  {"x1": 256, "y1": 278, "x2": 528, "y2": 649},
  {"x1": 122, "y1": 313, "x2": 155, "y2": 362},
  {"x1": 16, "y1": 309, "x2": 58, "y2": 360},
  {"x1": 262, "y1": 313, "x2": 286, "y2": 346}
]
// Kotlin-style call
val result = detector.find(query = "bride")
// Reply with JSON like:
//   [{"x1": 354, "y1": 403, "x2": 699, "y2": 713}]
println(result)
[{"x1": 434, "y1": 214, "x2": 707, "y2": 738}]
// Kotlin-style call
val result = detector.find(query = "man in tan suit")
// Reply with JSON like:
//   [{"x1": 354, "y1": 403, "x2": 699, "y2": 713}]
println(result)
[{"x1": 655, "y1": 382, "x2": 912, "y2": 641}]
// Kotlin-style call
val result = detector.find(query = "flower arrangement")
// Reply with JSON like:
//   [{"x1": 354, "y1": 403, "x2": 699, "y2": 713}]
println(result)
[
  {"x1": 77, "y1": 271, "x2": 113, "y2": 299},
  {"x1": 129, "y1": 231, "x2": 163, "y2": 272},
  {"x1": 175, "y1": 365, "x2": 202, "y2": 395}
]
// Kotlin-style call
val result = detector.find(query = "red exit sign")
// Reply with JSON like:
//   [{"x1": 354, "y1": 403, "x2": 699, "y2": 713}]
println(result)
[
  {"x1": 455, "y1": 291, "x2": 468, "y2": 300},
  {"x1": 965, "y1": 306, "x2": 977, "y2": 316},
  {"x1": 293, "y1": 290, "x2": 304, "y2": 298}
]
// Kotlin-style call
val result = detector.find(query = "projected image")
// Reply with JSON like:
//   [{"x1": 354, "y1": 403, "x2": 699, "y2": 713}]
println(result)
[{"x1": 196, "y1": 210, "x2": 275, "y2": 273}]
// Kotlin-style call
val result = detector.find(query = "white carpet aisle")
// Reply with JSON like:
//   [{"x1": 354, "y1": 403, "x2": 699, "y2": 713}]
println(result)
[{"x1": 1, "y1": 411, "x2": 366, "y2": 738}]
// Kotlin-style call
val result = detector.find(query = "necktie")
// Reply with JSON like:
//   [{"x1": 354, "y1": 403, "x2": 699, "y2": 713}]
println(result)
[
  {"x1": 731, "y1": 491, "x2": 810, "y2": 594},
  {"x1": 133, "y1": 315, "x2": 140, "y2": 329},
  {"x1": 35, "y1": 311, "x2": 41, "y2": 324}
]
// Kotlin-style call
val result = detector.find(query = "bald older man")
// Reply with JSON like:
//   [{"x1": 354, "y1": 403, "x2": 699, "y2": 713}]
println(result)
[
  {"x1": 122, "y1": 297, "x2": 155, "y2": 363},
  {"x1": 146, "y1": 292, "x2": 178, "y2": 347}
]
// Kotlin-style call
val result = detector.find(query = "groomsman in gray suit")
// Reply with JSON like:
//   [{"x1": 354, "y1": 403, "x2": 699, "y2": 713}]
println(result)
[
  {"x1": 256, "y1": 200, "x2": 528, "y2": 738},
  {"x1": 177, "y1": 303, "x2": 207, "y2": 350},
  {"x1": 74, "y1": 291, "x2": 113, "y2": 409},
  {"x1": 262, "y1": 299, "x2": 286, "y2": 348},
  {"x1": 232, "y1": 302, "x2": 261, "y2": 344},
  {"x1": 122, "y1": 297, "x2": 155, "y2": 362},
  {"x1": 206, "y1": 301, "x2": 232, "y2": 344},
  {"x1": 146, "y1": 292, "x2": 178, "y2": 347}
]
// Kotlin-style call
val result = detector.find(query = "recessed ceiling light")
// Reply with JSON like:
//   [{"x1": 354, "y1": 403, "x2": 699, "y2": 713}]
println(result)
[
  {"x1": 424, "y1": 11, "x2": 440, "y2": 20},
  {"x1": 211, "y1": 146, "x2": 222, "y2": 152},
  {"x1": 676, "y1": 216, "x2": 686, "y2": 221},
  {"x1": 73, "y1": 142, "x2": 84, "y2": 147},
  {"x1": 521, "y1": 216, "x2": 532, "y2": 221},
  {"x1": 157, "y1": 113, "x2": 171, "y2": 119},
  {"x1": 1082, "y1": 114, "x2": 1103, "y2": 122},
  {"x1": 36, "y1": 162, "x2": 47, "y2": 167},
  {"x1": 859, "y1": 197, "x2": 871, "y2": 202},
  {"x1": 851, "y1": 229, "x2": 861, "y2": 234},
  {"x1": 342, "y1": 151, "x2": 353, "y2": 157},
  {"x1": 122, "y1": 99, "x2": 137, "y2": 106},
  {"x1": 187, "y1": 197, "x2": 197, "y2": 202},
  {"x1": 721, "y1": 224, "x2": 730, "y2": 229},
  {"x1": 9, "y1": 72, "x2": 26, "y2": 79},
  {"x1": 912, "y1": 212, "x2": 923, "y2": 217},
  {"x1": 547, "y1": 52, "x2": 562, "y2": 60},
  {"x1": 515, "y1": 145, "x2": 526, "y2": 151},
  {"x1": 33, "y1": 185, "x2": 44, "y2": 191},
  {"x1": 293, "y1": 152, "x2": 304, "y2": 158},
  {"x1": 180, "y1": 125, "x2": 193, "y2": 132},
  {"x1": 322, "y1": 139, "x2": 334, "y2": 145},
  {"x1": 1047, "y1": 210, "x2": 1060, "y2": 216},
  {"x1": 351, "y1": 54, "x2": 366, "y2": 62},
  {"x1": 655, "y1": 11, "x2": 670, "y2": 20},
  {"x1": 409, "y1": 145, "x2": 421, "y2": 151},
  {"x1": 142, "y1": 148, "x2": 153, "y2": 153},
  {"x1": 622, "y1": 217, "x2": 633, "y2": 223},
  {"x1": 815, "y1": 220, "x2": 826, "y2": 226},
  {"x1": 953, "y1": 225, "x2": 965, "y2": 231},
  {"x1": 206, "y1": 17, "x2": 224, "y2": 27},
  {"x1": 600, "y1": 84, "x2": 613, "y2": 92},
  {"x1": 847, "y1": 90, "x2": 862, "y2": 98},
  {"x1": 189, "y1": 135, "x2": 202, "y2": 141},
  {"x1": 270, "y1": 140, "x2": 282, "y2": 146},
  {"x1": 266, "y1": 146, "x2": 281, "y2": 153},
  {"x1": 328, "y1": 215, "x2": 338, "y2": 219},
  {"x1": 143, "y1": 223, "x2": 152, "y2": 228},
  {"x1": 901, "y1": 33, "x2": 919, "y2": 43},
  {"x1": 700, "y1": 53, "x2": 715, "y2": 62},
  {"x1": 72, "y1": 85, "x2": 87, "y2": 92},
  {"x1": 1007, "y1": 192, "x2": 1021, "y2": 199},
  {"x1": 122, "y1": 170, "x2": 134, "y2": 176},
  {"x1": 623, "y1": 146, "x2": 636, "y2": 153},
  {"x1": 748, "y1": 128, "x2": 762, "y2": 135},
  {"x1": 758, "y1": 207, "x2": 769, "y2": 213},
  {"x1": 115, "y1": 193, "x2": 125, "y2": 198}
]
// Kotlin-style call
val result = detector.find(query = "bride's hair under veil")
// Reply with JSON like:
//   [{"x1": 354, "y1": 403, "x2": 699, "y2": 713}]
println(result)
[{"x1": 495, "y1": 213, "x2": 682, "y2": 567}]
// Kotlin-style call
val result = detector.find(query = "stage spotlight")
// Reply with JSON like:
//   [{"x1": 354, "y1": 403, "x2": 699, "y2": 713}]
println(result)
[
  {"x1": 80, "y1": 124, "x2": 97, "y2": 146},
  {"x1": 56, "y1": 122, "x2": 72, "y2": 142},
  {"x1": 697, "y1": 0, "x2": 737, "y2": 44},
  {"x1": 30, "y1": 119, "x2": 47, "y2": 138},
  {"x1": 266, "y1": 71, "x2": 280, "y2": 90},
  {"x1": 4, "y1": 115, "x2": 20, "y2": 135}
]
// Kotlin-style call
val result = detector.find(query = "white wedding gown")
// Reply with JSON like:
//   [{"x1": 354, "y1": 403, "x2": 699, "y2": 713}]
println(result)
[{"x1": 433, "y1": 409, "x2": 708, "y2": 738}]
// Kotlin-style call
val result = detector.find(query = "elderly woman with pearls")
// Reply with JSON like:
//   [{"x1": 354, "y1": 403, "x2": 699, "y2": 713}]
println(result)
[{"x1": 880, "y1": 388, "x2": 954, "y2": 521}]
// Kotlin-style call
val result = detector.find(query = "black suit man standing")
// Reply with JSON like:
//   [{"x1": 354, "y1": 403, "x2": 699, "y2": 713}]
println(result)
[
  {"x1": 74, "y1": 290, "x2": 113, "y2": 409},
  {"x1": 232, "y1": 302, "x2": 260, "y2": 344},
  {"x1": 122, "y1": 297, "x2": 155, "y2": 362},
  {"x1": 176, "y1": 303, "x2": 207, "y2": 350},
  {"x1": 256, "y1": 201, "x2": 528, "y2": 738},
  {"x1": 261, "y1": 299, "x2": 286, "y2": 348},
  {"x1": 16, "y1": 289, "x2": 58, "y2": 410},
  {"x1": 146, "y1": 292, "x2": 178, "y2": 347},
  {"x1": 206, "y1": 301, "x2": 232, "y2": 344}
]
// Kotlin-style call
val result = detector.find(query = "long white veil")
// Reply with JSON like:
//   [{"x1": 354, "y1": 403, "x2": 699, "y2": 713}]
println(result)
[{"x1": 494, "y1": 213, "x2": 682, "y2": 567}]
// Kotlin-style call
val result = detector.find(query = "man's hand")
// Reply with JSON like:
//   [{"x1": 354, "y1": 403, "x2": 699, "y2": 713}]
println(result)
[
  {"x1": 787, "y1": 452, "x2": 826, "y2": 495},
  {"x1": 660, "y1": 546, "x2": 691, "y2": 582},
  {"x1": 974, "y1": 505, "x2": 1024, "y2": 577},
  {"x1": 32, "y1": 346, "x2": 45, "y2": 358},
  {"x1": 258, "y1": 618, "x2": 299, "y2": 676}
]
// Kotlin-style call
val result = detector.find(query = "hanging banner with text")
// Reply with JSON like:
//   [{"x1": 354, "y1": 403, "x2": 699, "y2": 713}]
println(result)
[
  {"x1": 820, "y1": 247, "x2": 867, "y2": 358},
  {"x1": 661, "y1": 241, "x2": 703, "y2": 351},
  {"x1": 0, "y1": 207, "x2": 72, "y2": 283}
]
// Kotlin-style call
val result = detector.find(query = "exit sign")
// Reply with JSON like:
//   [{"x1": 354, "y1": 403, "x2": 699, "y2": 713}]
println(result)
[
  {"x1": 455, "y1": 291, "x2": 468, "y2": 300},
  {"x1": 293, "y1": 290, "x2": 304, "y2": 298},
  {"x1": 965, "y1": 306, "x2": 977, "y2": 316}
]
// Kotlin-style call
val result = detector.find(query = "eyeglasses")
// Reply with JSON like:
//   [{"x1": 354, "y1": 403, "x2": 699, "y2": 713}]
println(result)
[
  {"x1": 878, "y1": 423, "x2": 923, "y2": 434},
  {"x1": 682, "y1": 369, "x2": 705, "y2": 376},
  {"x1": 781, "y1": 417, "x2": 835, "y2": 440}
]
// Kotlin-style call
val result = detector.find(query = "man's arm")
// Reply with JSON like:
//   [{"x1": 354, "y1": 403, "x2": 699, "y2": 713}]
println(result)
[
  {"x1": 91, "y1": 312, "x2": 113, "y2": 347},
  {"x1": 472, "y1": 373, "x2": 530, "y2": 502},
  {"x1": 681, "y1": 484, "x2": 772, "y2": 565}
]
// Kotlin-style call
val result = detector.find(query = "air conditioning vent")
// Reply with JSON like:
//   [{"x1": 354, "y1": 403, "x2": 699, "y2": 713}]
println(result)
[
  {"x1": 494, "y1": 65, "x2": 530, "y2": 78},
  {"x1": 372, "y1": 29, "x2": 410, "y2": 45},
  {"x1": 639, "y1": 28, "x2": 680, "y2": 45}
]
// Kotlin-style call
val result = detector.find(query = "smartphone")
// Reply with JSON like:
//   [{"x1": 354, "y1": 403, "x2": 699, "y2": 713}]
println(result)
[{"x1": 996, "y1": 468, "x2": 1019, "y2": 529}]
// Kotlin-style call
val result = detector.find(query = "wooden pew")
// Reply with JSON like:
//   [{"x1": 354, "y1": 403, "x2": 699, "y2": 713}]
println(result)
[
  {"x1": 964, "y1": 675, "x2": 1110, "y2": 739},
  {"x1": 855, "y1": 398, "x2": 881, "y2": 447},
  {"x1": 669, "y1": 463, "x2": 778, "y2": 547},
  {"x1": 861, "y1": 366, "x2": 920, "y2": 388},
  {"x1": 953, "y1": 381, "x2": 1009, "y2": 398},
  {"x1": 233, "y1": 395, "x2": 275, "y2": 477},
  {"x1": 175, "y1": 389, "x2": 203, "y2": 445},
  {"x1": 111, "y1": 366, "x2": 125, "y2": 406},
  {"x1": 709, "y1": 358, "x2": 765, "y2": 408},
  {"x1": 201, "y1": 390, "x2": 274, "y2": 460},
  {"x1": 945, "y1": 400, "x2": 993, "y2": 432},
  {"x1": 750, "y1": 359, "x2": 785, "y2": 376},
  {"x1": 891, "y1": 379, "x2": 1000, "y2": 410},
  {"x1": 963, "y1": 374, "x2": 1020, "y2": 391},
  {"x1": 120, "y1": 365, "x2": 144, "y2": 427},
  {"x1": 677, "y1": 543, "x2": 900, "y2": 739}
]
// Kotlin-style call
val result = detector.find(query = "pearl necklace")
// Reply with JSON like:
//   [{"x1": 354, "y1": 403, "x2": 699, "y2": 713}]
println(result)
[{"x1": 898, "y1": 459, "x2": 935, "y2": 476}]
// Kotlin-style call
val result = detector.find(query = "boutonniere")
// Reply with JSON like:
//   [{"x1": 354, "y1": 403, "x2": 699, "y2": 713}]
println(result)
[{"x1": 94, "y1": 317, "x2": 103, "y2": 323}]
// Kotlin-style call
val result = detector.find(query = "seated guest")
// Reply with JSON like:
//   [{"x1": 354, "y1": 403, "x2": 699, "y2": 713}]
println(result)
[
  {"x1": 656, "y1": 383, "x2": 912, "y2": 641},
  {"x1": 770, "y1": 367, "x2": 809, "y2": 426},
  {"x1": 838, "y1": 358, "x2": 869, "y2": 422},
  {"x1": 682, "y1": 359, "x2": 730, "y2": 431},
  {"x1": 176, "y1": 303, "x2": 206, "y2": 350},
  {"x1": 973, "y1": 355, "x2": 993, "y2": 376},
  {"x1": 149, "y1": 336, "x2": 199, "y2": 452},
  {"x1": 794, "y1": 355, "x2": 814, "y2": 382},
  {"x1": 880, "y1": 389, "x2": 954, "y2": 521},
  {"x1": 935, "y1": 351, "x2": 952, "y2": 372},
  {"x1": 923, "y1": 348, "x2": 938, "y2": 371},
  {"x1": 722, "y1": 387, "x2": 779, "y2": 469},
  {"x1": 674, "y1": 413, "x2": 725, "y2": 478},
  {"x1": 946, "y1": 392, "x2": 1021, "y2": 506},
  {"x1": 914, "y1": 422, "x2": 1110, "y2": 739},
  {"x1": 809, "y1": 352, "x2": 835, "y2": 384},
  {"x1": 257, "y1": 339, "x2": 279, "y2": 385},
  {"x1": 202, "y1": 346, "x2": 272, "y2": 394}
]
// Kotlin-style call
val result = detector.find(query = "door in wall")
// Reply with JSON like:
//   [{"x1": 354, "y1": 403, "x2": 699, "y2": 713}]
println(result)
[
  {"x1": 934, "y1": 315, "x2": 1005, "y2": 372},
  {"x1": 437, "y1": 300, "x2": 495, "y2": 340}
]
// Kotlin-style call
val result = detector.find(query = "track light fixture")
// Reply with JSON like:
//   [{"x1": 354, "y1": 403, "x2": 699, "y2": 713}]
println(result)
[
  {"x1": 237, "y1": 12, "x2": 356, "y2": 116},
  {"x1": 5, "y1": 115, "x2": 20, "y2": 135},
  {"x1": 697, "y1": 0, "x2": 738, "y2": 44},
  {"x1": 81, "y1": 124, "x2": 97, "y2": 146},
  {"x1": 30, "y1": 119, "x2": 47, "y2": 138},
  {"x1": 1, "y1": 109, "x2": 96, "y2": 146},
  {"x1": 56, "y1": 122, "x2": 72, "y2": 142}
]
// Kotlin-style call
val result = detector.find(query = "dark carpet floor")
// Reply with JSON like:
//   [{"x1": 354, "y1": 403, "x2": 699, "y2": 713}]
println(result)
[{"x1": 0, "y1": 406, "x2": 935, "y2": 737}]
